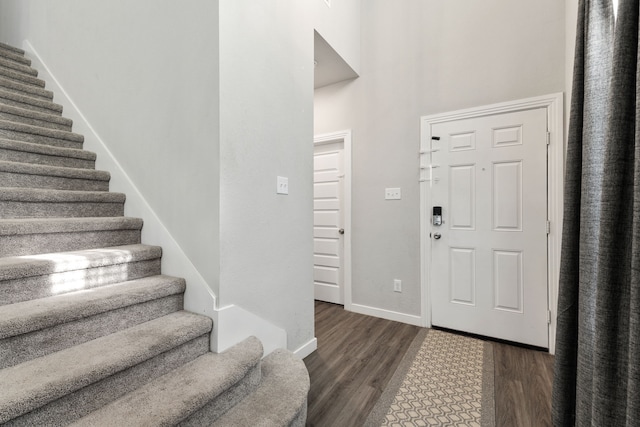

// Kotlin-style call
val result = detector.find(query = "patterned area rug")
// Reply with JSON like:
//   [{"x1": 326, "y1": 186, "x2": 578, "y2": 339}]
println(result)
[{"x1": 365, "y1": 328, "x2": 495, "y2": 427}]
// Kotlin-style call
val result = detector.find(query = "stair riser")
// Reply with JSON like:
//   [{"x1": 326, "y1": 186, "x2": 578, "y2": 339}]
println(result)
[
  {"x1": 0, "y1": 229, "x2": 141, "y2": 257},
  {"x1": 0, "y1": 147, "x2": 95, "y2": 169},
  {"x1": 0, "y1": 93, "x2": 62, "y2": 116},
  {"x1": 0, "y1": 294, "x2": 184, "y2": 369},
  {"x1": 0, "y1": 258, "x2": 162, "y2": 305},
  {"x1": 0, "y1": 200, "x2": 125, "y2": 219},
  {"x1": 0, "y1": 170, "x2": 109, "y2": 192},
  {"x1": 0, "y1": 66, "x2": 45, "y2": 88},
  {"x1": 0, "y1": 78, "x2": 53, "y2": 101},
  {"x1": 3, "y1": 335, "x2": 210, "y2": 426},
  {"x1": 0, "y1": 111, "x2": 71, "y2": 132},
  {"x1": 0, "y1": 61, "x2": 37, "y2": 78},
  {"x1": 182, "y1": 366, "x2": 262, "y2": 426},
  {"x1": 0, "y1": 50, "x2": 31, "y2": 67},
  {"x1": 0, "y1": 129, "x2": 82, "y2": 150}
]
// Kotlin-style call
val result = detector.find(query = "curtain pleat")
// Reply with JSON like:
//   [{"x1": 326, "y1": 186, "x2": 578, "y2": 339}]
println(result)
[{"x1": 553, "y1": 0, "x2": 640, "y2": 425}]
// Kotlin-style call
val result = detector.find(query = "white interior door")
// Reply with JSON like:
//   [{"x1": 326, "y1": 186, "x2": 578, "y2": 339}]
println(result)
[
  {"x1": 313, "y1": 142, "x2": 344, "y2": 304},
  {"x1": 429, "y1": 108, "x2": 548, "y2": 347}
]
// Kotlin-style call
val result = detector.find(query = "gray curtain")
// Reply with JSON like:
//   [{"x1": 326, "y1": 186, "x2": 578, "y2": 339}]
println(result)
[{"x1": 553, "y1": 0, "x2": 640, "y2": 425}]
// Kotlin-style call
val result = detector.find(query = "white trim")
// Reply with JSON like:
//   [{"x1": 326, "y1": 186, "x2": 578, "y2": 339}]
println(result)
[
  {"x1": 313, "y1": 129, "x2": 353, "y2": 310},
  {"x1": 350, "y1": 303, "x2": 423, "y2": 326},
  {"x1": 293, "y1": 337, "x2": 318, "y2": 359},
  {"x1": 419, "y1": 93, "x2": 564, "y2": 354}
]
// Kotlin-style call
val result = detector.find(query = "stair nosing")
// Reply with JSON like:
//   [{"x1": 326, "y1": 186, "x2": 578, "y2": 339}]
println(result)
[
  {"x1": 0, "y1": 187, "x2": 125, "y2": 203},
  {"x1": 0, "y1": 119, "x2": 83, "y2": 142},
  {"x1": 0, "y1": 76, "x2": 53, "y2": 100},
  {"x1": 0, "y1": 311, "x2": 213, "y2": 423},
  {"x1": 0, "y1": 217, "x2": 143, "y2": 236},
  {"x1": 0, "y1": 160, "x2": 109, "y2": 181},
  {"x1": 0, "y1": 88, "x2": 63, "y2": 113},
  {"x1": 0, "y1": 66, "x2": 45, "y2": 88},
  {"x1": 0, "y1": 275, "x2": 186, "y2": 339},
  {"x1": 0, "y1": 244, "x2": 162, "y2": 281},
  {"x1": 0, "y1": 58, "x2": 38, "y2": 78},
  {"x1": 0, "y1": 104, "x2": 72, "y2": 127},
  {"x1": 0, "y1": 138, "x2": 96, "y2": 161}
]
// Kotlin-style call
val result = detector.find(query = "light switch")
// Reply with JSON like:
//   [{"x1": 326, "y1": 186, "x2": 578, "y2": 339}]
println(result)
[
  {"x1": 385, "y1": 187, "x2": 401, "y2": 200},
  {"x1": 277, "y1": 176, "x2": 289, "y2": 195}
]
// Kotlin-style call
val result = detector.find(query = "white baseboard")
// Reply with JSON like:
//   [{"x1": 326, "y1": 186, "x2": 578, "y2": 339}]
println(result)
[
  {"x1": 293, "y1": 337, "x2": 318, "y2": 359},
  {"x1": 349, "y1": 303, "x2": 423, "y2": 326}
]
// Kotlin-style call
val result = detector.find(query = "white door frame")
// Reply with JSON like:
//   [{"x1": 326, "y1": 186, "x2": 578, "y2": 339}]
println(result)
[
  {"x1": 419, "y1": 93, "x2": 564, "y2": 354},
  {"x1": 314, "y1": 129, "x2": 353, "y2": 310}
]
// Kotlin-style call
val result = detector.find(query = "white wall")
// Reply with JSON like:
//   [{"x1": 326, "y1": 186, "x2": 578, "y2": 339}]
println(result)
[
  {"x1": 218, "y1": 0, "x2": 315, "y2": 352},
  {"x1": 0, "y1": 0, "x2": 221, "y2": 296},
  {"x1": 315, "y1": 0, "x2": 566, "y2": 318},
  {"x1": 313, "y1": 0, "x2": 361, "y2": 75}
]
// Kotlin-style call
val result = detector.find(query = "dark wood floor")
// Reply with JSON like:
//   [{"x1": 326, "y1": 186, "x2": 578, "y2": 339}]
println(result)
[{"x1": 304, "y1": 301, "x2": 554, "y2": 427}]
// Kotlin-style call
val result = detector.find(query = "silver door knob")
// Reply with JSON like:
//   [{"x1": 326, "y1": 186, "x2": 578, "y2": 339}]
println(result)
[
  {"x1": 433, "y1": 233, "x2": 441, "y2": 240},
  {"x1": 339, "y1": 229, "x2": 345, "y2": 235}
]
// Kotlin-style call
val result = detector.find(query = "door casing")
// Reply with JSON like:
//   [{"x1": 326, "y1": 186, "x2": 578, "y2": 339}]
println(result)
[
  {"x1": 314, "y1": 130, "x2": 352, "y2": 310},
  {"x1": 419, "y1": 93, "x2": 564, "y2": 354}
]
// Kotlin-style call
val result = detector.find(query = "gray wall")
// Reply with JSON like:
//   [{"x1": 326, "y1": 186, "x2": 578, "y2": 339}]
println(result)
[
  {"x1": 314, "y1": 0, "x2": 566, "y2": 317},
  {"x1": 218, "y1": 0, "x2": 315, "y2": 350}
]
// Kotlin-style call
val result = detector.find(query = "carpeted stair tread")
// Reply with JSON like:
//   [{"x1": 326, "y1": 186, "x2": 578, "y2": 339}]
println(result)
[
  {"x1": 0, "y1": 244, "x2": 163, "y2": 305},
  {"x1": 0, "y1": 216, "x2": 142, "y2": 236},
  {"x1": 0, "y1": 42, "x2": 25, "y2": 56},
  {"x1": 0, "y1": 88, "x2": 62, "y2": 115},
  {"x1": 212, "y1": 349, "x2": 310, "y2": 427},
  {"x1": 0, "y1": 138, "x2": 96, "y2": 169},
  {"x1": 0, "y1": 160, "x2": 110, "y2": 191},
  {"x1": 0, "y1": 76, "x2": 53, "y2": 101},
  {"x1": 71, "y1": 337, "x2": 263, "y2": 427},
  {"x1": 0, "y1": 244, "x2": 161, "y2": 282},
  {"x1": 0, "y1": 48, "x2": 31, "y2": 67},
  {"x1": 0, "y1": 103, "x2": 72, "y2": 131},
  {"x1": 0, "y1": 275, "x2": 185, "y2": 339},
  {"x1": 0, "y1": 64, "x2": 45, "y2": 88},
  {"x1": 0, "y1": 310, "x2": 213, "y2": 424},
  {"x1": 0, "y1": 57, "x2": 38, "y2": 77},
  {"x1": 0, "y1": 187, "x2": 126, "y2": 218},
  {"x1": 0, "y1": 187, "x2": 124, "y2": 204},
  {"x1": 0, "y1": 217, "x2": 143, "y2": 257},
  {"x1": 0, "y1": 119, "x2": 83, "y2": 148}
]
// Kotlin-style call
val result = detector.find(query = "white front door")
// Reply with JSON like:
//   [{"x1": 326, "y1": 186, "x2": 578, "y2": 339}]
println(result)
[
  {"x1": 313, "y1": 142, "x2": 344, "y2": 304},
  {"x1": 429, "y1": 108, "x2": 548, "y2": 347}
]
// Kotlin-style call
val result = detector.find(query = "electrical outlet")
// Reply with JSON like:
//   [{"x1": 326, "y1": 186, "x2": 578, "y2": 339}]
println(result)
[
  {"x1": 393, "y1": 279, "x2": 402, "y2": 292},
  {"x1": 277, "y1": 176, "x2": 289, "y2": 195},
  {"x1": 385, "y1": 188, "x2": 401, "y2": 200}
]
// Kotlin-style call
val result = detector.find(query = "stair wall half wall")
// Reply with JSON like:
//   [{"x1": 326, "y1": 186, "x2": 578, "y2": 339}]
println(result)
[{"x1": 21, "y1": 40, "x2": 292, "y2": 356}]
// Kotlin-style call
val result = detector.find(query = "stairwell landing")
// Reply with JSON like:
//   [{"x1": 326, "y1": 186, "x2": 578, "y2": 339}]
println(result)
[{"x1": 0, "y1": 41, "x2": 309, "y2": 426}]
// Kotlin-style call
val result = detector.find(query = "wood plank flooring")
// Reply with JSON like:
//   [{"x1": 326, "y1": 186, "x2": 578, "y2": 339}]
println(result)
[{"x1": 304, "y1": 301, "x2": 554, "y2": 427}]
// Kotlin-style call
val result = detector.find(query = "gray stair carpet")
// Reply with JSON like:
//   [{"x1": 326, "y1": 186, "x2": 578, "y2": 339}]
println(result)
[{"x1": 0, "y1": 41, "x2": 309, "y2": 426}]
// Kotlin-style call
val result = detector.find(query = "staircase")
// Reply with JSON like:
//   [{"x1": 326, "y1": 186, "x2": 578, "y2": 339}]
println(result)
[{"x1": 0, "y1": 41, "x2": 309, "y2": 426}]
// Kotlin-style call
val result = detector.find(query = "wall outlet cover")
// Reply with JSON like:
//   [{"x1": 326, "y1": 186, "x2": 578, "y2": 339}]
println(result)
[{"x1": 277, "y1": 176, "x2": 289, "y2": 195}]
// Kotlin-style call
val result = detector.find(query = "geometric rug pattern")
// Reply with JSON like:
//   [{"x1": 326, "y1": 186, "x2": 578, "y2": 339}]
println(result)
[{"x1": 365, "y1": 328, "x2": 494, "y2": 427}]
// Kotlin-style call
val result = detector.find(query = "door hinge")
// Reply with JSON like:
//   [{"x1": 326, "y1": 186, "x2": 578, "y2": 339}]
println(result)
[
  {"x1": 548, "y1": 310, "x2": 552, "y2": 324},
  {"x1": 546, "y1": 132, "x2": 551, "y2": 145},
  {"x1": 546, "y1": 221, "x2": 551, "y2": 234}
]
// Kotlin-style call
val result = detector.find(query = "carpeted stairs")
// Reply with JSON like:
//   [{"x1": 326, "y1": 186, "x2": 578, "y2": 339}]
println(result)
[{"x1": 0, "y1": 41, "x2": 309, "y2": 426}]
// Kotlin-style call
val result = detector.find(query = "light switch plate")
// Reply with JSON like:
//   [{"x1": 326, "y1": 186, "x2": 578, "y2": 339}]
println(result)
[
  {"x1": 277, "y1": 176, "x2": 289, "y2": 195},
  {"x1": 385, "y1": 187, "x2": 401, "y2": 200}
]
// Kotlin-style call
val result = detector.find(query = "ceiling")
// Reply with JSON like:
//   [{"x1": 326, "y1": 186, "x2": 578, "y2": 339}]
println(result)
[{"x1": 314, "y1": 31, "x2": 358, "y2": 89}]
